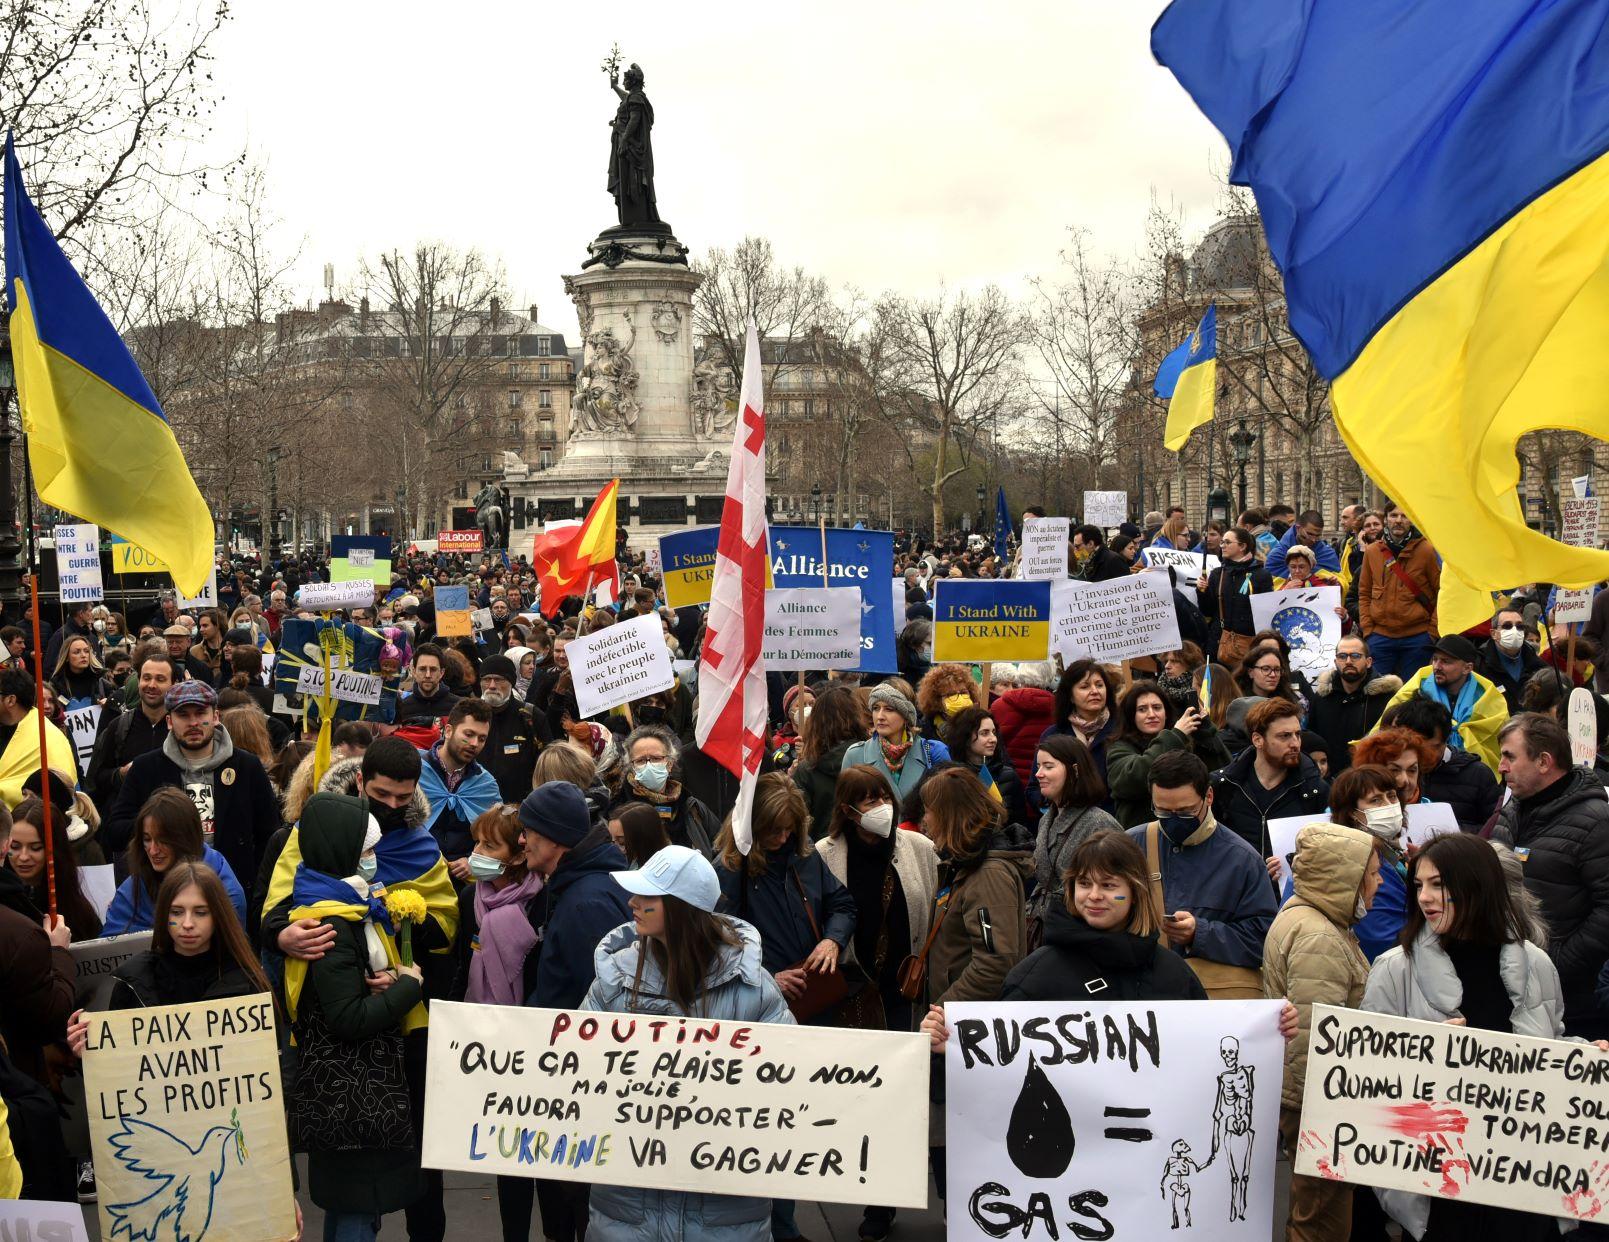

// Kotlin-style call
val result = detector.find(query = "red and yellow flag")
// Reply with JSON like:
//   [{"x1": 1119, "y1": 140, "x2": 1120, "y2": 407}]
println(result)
[{"x1": 534, "y1": 480, "x2": 619, "y2": 616}]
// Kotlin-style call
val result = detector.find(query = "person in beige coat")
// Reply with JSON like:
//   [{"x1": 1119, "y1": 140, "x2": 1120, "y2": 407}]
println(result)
[{"x1": 1262, "y1": 821, "x2": 1381, "y2": 1242}]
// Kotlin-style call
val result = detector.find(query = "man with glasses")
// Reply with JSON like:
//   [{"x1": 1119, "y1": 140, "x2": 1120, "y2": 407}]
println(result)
[
  {"x1": 1477, "y1": 605, "x2": 1545, "y2": 714},
  {"x1": 1305, "y1": 634, "x2": 1401, "y2": 775}
]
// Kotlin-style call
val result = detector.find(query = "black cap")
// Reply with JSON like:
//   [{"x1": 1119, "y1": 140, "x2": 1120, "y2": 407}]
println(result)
[
  {"x1": 1432, "y1": 634, "x2": 1479, "y2": 663},
  {"x1": 224, "y1": 626, "x2": 255, "y2": 646},
  {"x1": 479, "y1": 654, "x2": 517, "y2": 684}
]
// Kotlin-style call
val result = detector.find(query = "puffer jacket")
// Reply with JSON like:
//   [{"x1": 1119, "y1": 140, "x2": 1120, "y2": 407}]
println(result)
[
  {"x1": 1029, "y1": 802, "x2": 1121, "y2": 924},
  {"x1": 991, "y1": 686, "x2": 1057, "y2": 787},
  {"x1": 927, "y1": 823, "x2": 1034, "y2": 1004},
  {"x1": 1493, "y1": 768, "x2": 1609, "y2": 1031},
  {"x1": 1421, "y1": 745, "x2": 1501, "y2": 831},
  {"x1": 582, "y1": 918, "x2": 792, "y2": 1242},
  {"x1": 1002, "y1": 899, "x2": 1205, "y2": 1002},
  {"x1": 1209, "y1": 747, "x2": 1330, "y2": 860},
  {"x1": 1262, "y1": 822, "x2": 1374, "y2": 1109},
  {"x1": 1303, "y1": 670, "x2": 1400, "y2": 774},
  {"x1": 1362, "y1": 927, "x2": 1567, "y2": 1240},
  {"x1": 1358, "y1": 532, "x2": 1440, "y2": 638}
]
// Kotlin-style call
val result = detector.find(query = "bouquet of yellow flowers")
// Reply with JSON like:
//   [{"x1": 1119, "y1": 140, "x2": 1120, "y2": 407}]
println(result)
[{"x1": 384, "y1": 888, "x2": 429, "y2": 967}]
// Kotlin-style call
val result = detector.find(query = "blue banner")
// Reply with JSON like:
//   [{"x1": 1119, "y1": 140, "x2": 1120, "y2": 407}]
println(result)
[
  {"x1": 273, "y1": 618, "x2": 399, "y2": 724},
  {"x1": 769, "y1": 527, "x2": 897, "y2": 673}
]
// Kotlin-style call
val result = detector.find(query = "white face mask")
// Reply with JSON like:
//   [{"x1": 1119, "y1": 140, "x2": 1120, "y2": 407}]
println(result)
[
  {"x1": 1361, "y1": 803, "x2": 1403, "y2": 844},
  {"x1": 1497, "y1": 627, "x2": 1526, "y2": 653},
  {"x1": 857, "y1": 803, "x2": 895, "y2": 838}
]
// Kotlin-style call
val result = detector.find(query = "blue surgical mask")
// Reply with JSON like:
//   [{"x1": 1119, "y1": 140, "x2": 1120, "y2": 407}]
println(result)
[
  {"x1": 1158, "y1": 811, "x2": 1205, "y2": 847},
  {"x1": 468, "y1": 851, "x2": 506, "y2": 882},
  {"x1": 635, "y1": 761, "x2": 669, "y2": 792},
  {"x1": 357, "y1": 854, "x2": 378, "y2": 880}
]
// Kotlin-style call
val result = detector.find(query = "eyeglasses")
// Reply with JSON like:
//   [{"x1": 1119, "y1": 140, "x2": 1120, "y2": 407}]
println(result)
[
  {"x1": 1253, "y1": 663, "x2": 1282, "y2": 674},
  {"x1": 1151, "y1": 798, "x2": 1208, "y2": 821},
  {"x1": 1495, "y1": 621, "x2": 1525, "y2": 631},
  {"x1": 1335, "y1": 652, "x2": 1368, "y2": 661}
]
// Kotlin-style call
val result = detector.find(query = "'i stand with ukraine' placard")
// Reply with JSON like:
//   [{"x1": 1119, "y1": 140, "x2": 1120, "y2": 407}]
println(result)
[{"x1": 931, "y1": 580, "x2": 1051, "y2": 663}]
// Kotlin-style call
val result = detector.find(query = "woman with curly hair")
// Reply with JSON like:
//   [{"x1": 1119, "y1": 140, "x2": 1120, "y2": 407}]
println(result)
[{"x1": 915, "y1": 663, "x2": 981, "y2": 744}]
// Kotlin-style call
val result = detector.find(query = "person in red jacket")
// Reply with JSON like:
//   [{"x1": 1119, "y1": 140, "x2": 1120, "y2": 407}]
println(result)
[{"x1": 991, "y1": 661, "x2": 1057, "y2": 788}]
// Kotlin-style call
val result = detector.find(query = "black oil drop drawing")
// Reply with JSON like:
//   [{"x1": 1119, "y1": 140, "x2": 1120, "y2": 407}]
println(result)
[{"x1": 1005, "y1": 1054, "x2": 1074, "y2": 1178}]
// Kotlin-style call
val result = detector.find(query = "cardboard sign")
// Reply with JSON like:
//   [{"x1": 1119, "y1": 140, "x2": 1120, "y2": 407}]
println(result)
[
  {"x1": 434, "y1": 584, "x2": 472, "y2": 638},
  {"x1": 176, "y1": 567, "x2": 218, "y2": 610},
  {"x1": 110, "y1": 535, "x2": 168, "y2": 575},
  {"x1": 0, "y1": 1199, "x2": 91, "y2": 1241},
  {"x1": 63, "y1": 704, "x2": 101, "y2": 772},
  {"x1": 55, "y1": 524, "x2": 103, "y2": 604},
  {"x1": 295, "y1": 665, "x2": 383, "y2": 707},
  {"x1": 946, "y1": 1000, "x2": 1283, "y2": 1240},
  {"x1": 438, "y1": 529, "x2": 484, "y2": 553},
  {"x1": 569, "y1": 613, "x2": 674, "y2": 717},
  {"x1": 1050, "y1": 574, "x2": 1182, "y2": 665},
  {"x1": 932, "y1": 580, "x2": 1051, "y2": 663},
  {"x1": 1250, "y1": 585, "x2": 1343, "y2": 687},
  {"x1": 1570, "y1": 687, "x2": 1599, "y2": 767},
  {"x1": 82, "y1": 994, "x2": 297, "y2": 1242},
  {"x1": 1404, "y1": 802, "x2": 1460, "y2": 849},
  {"x1": 1556, "y1": 588, "x2": 1595, "y2": 625},
  {"x1": 1298, "y1": 1003, "x2": 1609, "y2": 1223},
  {"x1": 1082, "y1": 490, "x2": 1128, "y2": 529},
  {"x1": 762, "y1": 587, "x2": 863, "y2": 669},
  {"x1": 1019, "y1": 516, "x2": 1071, "y2": 581},
  {"x1": 70, "y1": 931, "x2": 153, "y2": 1005},
  {"x1": 770, "y1": 527, "x2": 896, "y2": 673},
  {"x1": 1562, "y1": 497, "x2": 1600, "y2": 547},
  {"x1": 331, "y1": 534, "x2": 392, "y2": 584},
  {"x1": 422, "y1": 1001, "x2": 930, "y2": 1208},
  {"x1": 297, "y1": 580, "x2": 375, "y2": 612}
]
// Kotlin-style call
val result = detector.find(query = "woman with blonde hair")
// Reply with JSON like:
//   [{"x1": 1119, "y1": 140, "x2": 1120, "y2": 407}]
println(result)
[
  {"x1": 534, "y1": 738, "x2": 610, "y2": 816},
  {"x1": 220, "y1": 705, "x2": 276, "y2": 777}
]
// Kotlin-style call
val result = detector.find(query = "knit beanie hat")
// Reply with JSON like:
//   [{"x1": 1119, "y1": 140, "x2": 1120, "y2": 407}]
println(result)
[
  {"x1": 517, "y1": 782, "x2": 591, "y2": 848},
  {"x1": 867, "y1": 683, "x2": 918, "y2": 728}
]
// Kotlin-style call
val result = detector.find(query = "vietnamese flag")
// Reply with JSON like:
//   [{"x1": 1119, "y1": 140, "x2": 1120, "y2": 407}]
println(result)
[{"x1": 534, "y1": 480, "x2": 619, "y2": 616}]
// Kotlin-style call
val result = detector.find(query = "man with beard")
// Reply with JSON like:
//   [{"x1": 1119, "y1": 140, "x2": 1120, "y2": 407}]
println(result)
[
  {"x1": 1209, "y1": 699, "x2": 1330, "y2": 878},
  {"x1": 85, "y1": 651, "x2": 177, "y2": 810},
  {"x1": 395, "y1": 643, "x2": 460, "y2": 727},
  {"x1": 1358, "y1": 501, "x2": 1441, "y2": 679},
  {"x1": 1383, "y1": 633, "x2": 1509, "y2": 774},
  {"x1": 475, "y1": 654, "x2": 547, "y2": 802},
  {"x1": 1304, "y1": 635, "x2": 1400, "y2": 775},
  {"x1": 416, "y1": 697, "x2": 501, "y2": 881}
]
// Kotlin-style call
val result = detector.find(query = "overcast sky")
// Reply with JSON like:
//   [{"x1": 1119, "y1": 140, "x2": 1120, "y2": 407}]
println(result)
[{"x1": 203, "y1": 1, "x2": 1227, "y2": 340}]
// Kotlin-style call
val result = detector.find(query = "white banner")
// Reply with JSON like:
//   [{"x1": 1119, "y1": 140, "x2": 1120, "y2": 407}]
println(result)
[
  {"x1": 1051, "y1": 574, "x2": 1181, "y2": 665},
  {"x1": 0, "y1": 1200, "x2": 90, "y2": 1241},
  {"x1": 1556, "y1": 588, "x2": 1595, "y2": 625},
  {"x1": 1404, "y1": 802, "x2": 1459, "y2": 849},
  {"x1": 1019, "y1": 517, "x2": 1071, "y2": 581},
  {"x1": 296, "y1": 579, "x2": 375, "y2": 612},
  {"x1": 762, "y1": 587, "x2": 863, "y2": 669},
  {"x1": 295, "y1": 664, "x2": 383, "y2": 706},
  {"x1": 82, "y1": 995, "x2": 297, "y2": 1242},
  {"x1": 422, "y1": 1001, "x2": 930, "y2": 1208},
  {"x1": 55, "y1": 523, "x2": 103, "y2": 604},
  {"x1": 1143, "y1": 547, "x2": 1219, "y2": 600},
  {"x1": 70, "y1": 930, "x2": 153, "y2": 1005},
  {"x1": 1562, "y1": 497, "x2": 1600, "y2": 547},
  {"x1": 946, "y1": 1000, "x2": 1283, "y2": 1240},
  {"x1": 79, "y1": 863, "x2": 116, "y2": 919},
  {"x1": 64, "y1": 703, "x2": 101, "y2": 771},
  {"x1": 1250, "y1": 585, "x2": 1342, "y2": 687},
  {"x1": 569, "y1": 613, "x2": 674, "y2": 718},
  {"x1": 177, "y1": 567, "x2": 218, "y2": 610},
  {"x1": 1298, "y1": 1003, "x2": 1609, "y2": 1223},
  {"x1": 1082, "y1": 491, "x2": 1128, "y2": 529}
]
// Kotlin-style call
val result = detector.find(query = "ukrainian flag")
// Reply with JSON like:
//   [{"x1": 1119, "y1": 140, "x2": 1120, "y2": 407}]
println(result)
[
  {"x1": 1154, "y1": 303, "x2": 1216, "y2": 452},
  {"x1": 3, "y1": 135, "x2": 212, "y2": 595},
  {"x1": 1153, "y1": 2, "x2": 1609, "y2": 634}
]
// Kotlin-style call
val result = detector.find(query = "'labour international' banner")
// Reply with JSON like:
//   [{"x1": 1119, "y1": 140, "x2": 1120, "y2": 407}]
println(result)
[
  {"x1": 1298, "y1": 1003, "x2": 1609, "y2": 1224},
  {"x1": 81, "y1": 994, "x2": 297, "y2": 1242},
  {"x1": 422, "y1": 1001, "x2": 930, "y2": 1208},
  {"x1": 331, "y1": 534, "x2": 392, "y2": 584},
  {"x1": 946, "y1": 1000, "x2": 1283, "y2": 1240},
  {"x1": 438, "y1": 529, "x2": 484, "y2": 553},
  {"x1": 932, "y1": 580, "x2": 1051, "y2": 663},
  {"x1": 770, "y1": 526, "x2": 896, "y2": 673}
]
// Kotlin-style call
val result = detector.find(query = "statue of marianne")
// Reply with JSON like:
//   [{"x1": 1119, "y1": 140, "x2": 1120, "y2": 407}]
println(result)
[{"x1": 607, "y1": 63, "x2": 662, "y2": 228}]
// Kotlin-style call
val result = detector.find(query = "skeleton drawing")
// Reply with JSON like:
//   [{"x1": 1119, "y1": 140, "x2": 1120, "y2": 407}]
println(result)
[
  {"x1": 1159, "y1": 1139, "x2": 1206, "y2": 1229},
  {"x1": 1212, "y1": 1035, "x2": 1255, "y2": 1222}
]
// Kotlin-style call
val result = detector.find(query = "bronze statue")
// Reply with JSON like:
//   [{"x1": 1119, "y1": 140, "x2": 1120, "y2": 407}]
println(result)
[{"x1": 607, "y1": 62, "x2": 663, "y2": 230}]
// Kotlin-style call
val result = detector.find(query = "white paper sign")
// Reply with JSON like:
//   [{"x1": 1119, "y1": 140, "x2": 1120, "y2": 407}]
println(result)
[
  {"x1": 295, "y1": 664, "x2": 383, "y2": 706},
  {"x1": 297, "y1": 579, "x2": 375, "y2": 612},
  {"x1": 1019, "y1": 517, "x2": 1071, "y2": 581},
  {"x1": 1250, "y1": 585, "x2": 1343, "y2": 687},
  {"x1": 569, "y1": 613, "x2": 674, "y2": 717},
  {"x1": 1051, "y1": 574, "x2": 1181, "y2": 665},
  {"x1": 1143, "y1": 547, "x2": 1220, "y2": 600},
  {"x1": 1570, "y1": 687, "x2": 1599, "y2": 767},
  {"x1": 946, "y1": 1000, "x2": 1283, "y2": 1241},
  {"x1": 0, "y1": 1200, "x2": 91, "y2": 1241},
  {"x1": 348, "y1": 547, "x2": 376, "y2": 568},
  {"x1": 422, "y1": 1001, "x2": 930, "y2": 1208},
  {"x1": 1267, "y1": 814, "x2": 1330, "y2": 889},
  {"x1": 177, "y1": 567, "x2": 218, "y2": 610},
  {"x1": 1556, "y1": 587, "x2": 1595, "y2": 625},
  {"x1": 892, "y1": 578, "x2": 908, "y2": 624},
  {"x1": 646, "y1": 546, "x2": 662, "y2": 576},
  {"x1": 70, "y1": 930, "x2": 153, "y2": 1004},
  {"x1": 55, "y1": 523, "x2": 103, "y2": 604},
  {"x1": 63, "y1": 703, "x2": 101, "y2": 771},
  {"x1": 471, "y1": 607, "x2": 495, "y2": 632},
  {"x1": 79, "y1": 863, "x2": 117, "y2": 920},
  {"x1": 1298, "y1": 1003, "x2": 1609, "y2": 1223},
  {"x1": 1082, "y1": 490, "x2": 1128, "y2": 529},
  {"x1": 1562, "y1": 497, "x2": 1600, "y2": 547},
  {"x1": 1404, "y1": 802, "x2": 1460, "y2": 850},
  {"x1": 762, "y1": 587, "x2": 863, "y2": 669}
]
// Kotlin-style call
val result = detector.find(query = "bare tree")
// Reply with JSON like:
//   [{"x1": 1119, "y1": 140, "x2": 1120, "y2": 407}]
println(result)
[{"x1": 692, "y1": 236, "x2": 828, "y2": 384}]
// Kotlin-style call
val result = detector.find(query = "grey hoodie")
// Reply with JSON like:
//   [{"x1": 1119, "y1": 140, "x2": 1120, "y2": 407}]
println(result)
[{"x1": 162, "y1": 727, "x2": 234, "y2": 840}]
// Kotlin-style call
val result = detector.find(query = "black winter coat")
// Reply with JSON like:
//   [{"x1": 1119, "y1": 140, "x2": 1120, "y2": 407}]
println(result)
[
  {"x1": 1000, "y1": 901, "x2": 1206, "y2": 1002},
  {"x1": 793, "y1": 738, "x2": 859, "y2": 839},
  {"x1": 1199, "y1": 556, "x2": 1273, "y2": 640},
  {"x1": 479, "y1": 698, "x2": 548, "y2": 803},
  {"x1": 1495, "y1": 768, "x2": 1609, "y2": 1031},
  {"x1": 1476, "y1": 639, "x2": 1547, "y2": 715},
  {"x1": 1209, "y1": 748, "x2": 1330, "y2": 859},
  {"x1": 1423, "y1": 746, "x2": 1502, "y2": 831},
  {"x1": 1080, "y1": 547, "x2": 1134, "y2": 583},
  {"x1": 1303, "y1": 670, "x2": 1400, "y2": 774},
  {"x1": 523, "y1": 826, "x2": 631, "y2": 1011}
]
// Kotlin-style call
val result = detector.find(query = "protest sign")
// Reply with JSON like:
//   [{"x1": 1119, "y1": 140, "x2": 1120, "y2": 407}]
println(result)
[
  {"x1": 54, "y1": 524, "x2": 103, "y2": 604},
  {"x1": 1557, "y1": 588, "x2": 1595, "y2": 625},
  {"x1": 439, "y1": 529, "x2": 484, "y2": 553},
  {"x1": 70, "y1": 931, "x2": 153, "y2": 1005},
  {"x1": 1251, "y1": 585, "x2": 1342, "y2": 686},
  {"x1": 422, "y1": 1000, "x2": 930, "y2": 1208},
  {"x1": 82, "y1": 994, "x2": 296, "y2": 1242},
  {"x1": 1268, "y1": 814, "x2": 1329, "y2": 889},
  {"x1": 1082, "y1": 490, "x2": 1128, "y2": 528},
  {"x1": 434, "y1": 584, "x2": 472, "y2": 638},
  {"x1": 659, "y1": 526, "x2": 720, "y2": 609},
  {"x1": 1050, "y1": 574, "x2": 1181, "y2": 665},
  {"x1": 770, "y1": 526, "x2": 896, "y2": 673},
  {"x1": 1298, "y1": 1002, "x2": 1609, "y2": 1223},
  {"x1": 762, "y1": 587, "x2": 863, "y2": 669},
  {"x1": 1143, "y1": 546, "x2": 1220, "y2": 599},
  {"x1": 946, "y1": 999, "x2": 1282, "y2": 1240},
  {"x1": 296, "y1": 665, "x2": 383, "y2": 707},
  {"x1": 176, "y1": 567, "x2": 218, "y2": 610},
  {"x1": 330, "y1": 534, "x2": 392, "y2": 584},
  {"x1": 891, "y1": 578, "x2": 908, "y2": 623},
  {"x1": 1404, "y1": 802, "x2": 1460, "y2": 849},
  {"x1": 1018, "y1": 516, "x2": 1071, "y2": 581},
  {"x1": 471, "y1": 607, "x2": 495, "y2": 633},
  {"x1": 79, "y1": 864, "x2": 116, "y2": 919},
  {"x1": 272, "y1": 618, "x2": 398, "y2": 724},
  {"x1": 0, "y1": 1199, "x2": 91, "y2": 1241},
  {"x1": 63, "y1": 704, "x2": 101, "y2": 771},
  {"x1": 569, "y1": 613, "x2": 673, "y2": 717},
  {"x1": 1555, "y1": 501, "x2": 1601, "y2": 623},
  {"x1": 297, "y1": 579, "x2": 375, "y2": 612},
  {"x1": 932, "y1": 580, "x2": 1051, "y2": 663},
  {"x1": 110, "y1": 535, "x2": 168, "y2": 575}
]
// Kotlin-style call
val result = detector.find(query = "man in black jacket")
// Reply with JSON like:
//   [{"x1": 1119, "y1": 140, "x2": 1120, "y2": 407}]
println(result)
[
  {"x1": 476, "y1": 654, "x2": 546, "y2": 802},
  {"x1": 1072, "y1": 525, "x2": 1132, "y2": 582},
  {"x1": 84, "y1": 651, "x2": 175, "y2": 812},
  {"x1": 1209, "y1": 699, "x2": 1330, "y2": 872},
  {"x1": 1304, "y1": 635, "x2": 1400, "y2": 774},
  {"x1": 395, "y1": 642, "x2": 459, "y2": 727},
  {"x1": 1477, "y1": 605, "x2": 1547, "y2": 714},
  {"x1": 1391, "y1": 697, "x2": 1501, "y2": 831},
  {"x1": 1494, "y1": 713, "x2": 1609, "y2": 1037}
]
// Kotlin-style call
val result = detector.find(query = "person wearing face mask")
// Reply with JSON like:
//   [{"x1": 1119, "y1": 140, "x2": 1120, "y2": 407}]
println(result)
[
  {"x1": 610, "y1": 724, "x2": 720, "y2": 855},
  {"x1": 1476, "y1": 604, "x2": 1546, "y2": 714},
  {"x1": 914, "y1": 663, "x2": 980, "y2": 745},
  {"x1": 475, "y1": 655, "x2": 548, "y2": 804}
]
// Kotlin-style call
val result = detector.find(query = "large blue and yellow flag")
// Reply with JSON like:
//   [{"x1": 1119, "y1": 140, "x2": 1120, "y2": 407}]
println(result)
[
  {"x1": 3, "y1": 135, "x2": 212, "y2": 595},
  {"x1": 1153, "y1": 3, "x2": 1609, "y2": 633},
  {"x1": 1153, "y1": 303, "x2": 1216, "y2": 452}
]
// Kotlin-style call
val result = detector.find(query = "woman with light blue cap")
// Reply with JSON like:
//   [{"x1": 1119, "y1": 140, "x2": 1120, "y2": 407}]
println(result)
[{"x1": 582, "y1": 844, "x2": 794, "y2": 1242}]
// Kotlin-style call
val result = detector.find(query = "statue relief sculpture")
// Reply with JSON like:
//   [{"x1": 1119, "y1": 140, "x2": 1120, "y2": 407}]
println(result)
[
  {"x1": 571, "y1": 320, "x2": 641, "y2": 438},
  {"x1": 651, "y1": 300, "x2": 680, "y2": 342},
  {"x1": 690, "y1": 356, "x2": 737, "y2": 438}
]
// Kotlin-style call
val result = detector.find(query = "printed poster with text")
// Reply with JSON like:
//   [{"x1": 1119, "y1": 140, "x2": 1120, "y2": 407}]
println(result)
[
  {"x1": 946, "y1": 999, "x2": 1282, "y2": 1240},
  {"x1": 82, "y1": 994, "x2": 297, "y2": 1241}
]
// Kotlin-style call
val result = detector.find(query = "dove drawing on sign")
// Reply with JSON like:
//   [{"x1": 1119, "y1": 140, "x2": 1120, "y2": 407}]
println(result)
[{"x1": 104, "y1": 1107, "x2": 248, "y2": 1242}]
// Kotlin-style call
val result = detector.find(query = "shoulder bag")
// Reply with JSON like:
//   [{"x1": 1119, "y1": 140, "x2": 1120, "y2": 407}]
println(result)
[
  {"x1": 783, "y1": 860, "x2": 850, "y2": 1022},
  {"x1": 896, "y1": 882, "x2": 953, "y2": 1002}
]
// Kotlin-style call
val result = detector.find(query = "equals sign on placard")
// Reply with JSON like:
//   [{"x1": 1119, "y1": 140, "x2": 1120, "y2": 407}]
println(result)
[{"x1": 1103, "y1": 1106, "x2": 1153, "y2": 1142}]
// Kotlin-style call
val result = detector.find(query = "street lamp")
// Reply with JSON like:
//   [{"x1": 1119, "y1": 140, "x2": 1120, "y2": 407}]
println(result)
[
  {"x1": 395, "y1": 486, "x2": 406, "y2": 540},
  {"x1": 810, "y1": 484, "x2": 821, "y2": 523},
  {"x1": 1229, "y1": 418, "x2": 1259, "y2": 513},
  {"x1": 976, "y1": 483, "x2": 986, "y2": 534},
  {"x1": 0, "y1": 315, "x2": 19, "y2": 606},
  {"x1": 266, "y1": 446, "x2": 285, "y2": 563}
]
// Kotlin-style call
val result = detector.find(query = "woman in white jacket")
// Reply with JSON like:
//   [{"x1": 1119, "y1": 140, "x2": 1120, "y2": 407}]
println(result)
[{"x1": 1362, "y1": 832, "x2": 1606, "y2": 1240}]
